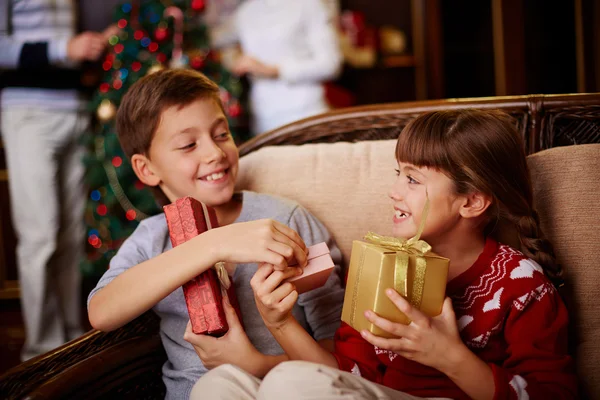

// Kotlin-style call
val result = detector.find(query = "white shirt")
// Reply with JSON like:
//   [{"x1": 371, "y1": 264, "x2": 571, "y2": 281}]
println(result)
[
  {"x1": 0, "y1": 0, "x2": 82, "y2": 110},
  {"x1": 215, "y1": 0, "x2": 342, "y2": 134}
]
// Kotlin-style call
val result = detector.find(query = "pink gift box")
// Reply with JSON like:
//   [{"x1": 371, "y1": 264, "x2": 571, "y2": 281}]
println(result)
[{"x1": 285, "y1": 242, "x2": 335, "y2": 294}]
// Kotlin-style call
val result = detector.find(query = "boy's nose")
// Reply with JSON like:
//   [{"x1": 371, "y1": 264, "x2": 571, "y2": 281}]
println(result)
[{"x1": 200, "y1": 142, "x2": 225, "y2": 163}]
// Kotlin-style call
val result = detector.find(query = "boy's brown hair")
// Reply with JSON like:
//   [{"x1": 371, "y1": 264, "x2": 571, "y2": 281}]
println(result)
[
  {"x1": 116, "y1": 69, "x2": 224, "y2": 206},
  {"x1": 116, "y1": 68, "x2": 222, "y2": 159}
]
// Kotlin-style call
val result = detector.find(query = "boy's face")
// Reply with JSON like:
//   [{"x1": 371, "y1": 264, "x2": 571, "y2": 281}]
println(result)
[{"x1": 136, "y1": 98, "x2": 239, "y2": 208}]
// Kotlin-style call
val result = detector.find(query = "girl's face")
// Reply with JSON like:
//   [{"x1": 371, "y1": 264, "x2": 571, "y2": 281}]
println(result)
[{"x1": 389, "y1": 162, "x2": 466, "y2": 245}]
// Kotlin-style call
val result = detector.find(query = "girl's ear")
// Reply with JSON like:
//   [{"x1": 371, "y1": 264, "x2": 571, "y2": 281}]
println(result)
[
  {"x1": 131, "y1": 154, "x2": 161, "y2": 187},
  {"x1": 459, "y1": 192, "x2": 492, "y2": 219}
]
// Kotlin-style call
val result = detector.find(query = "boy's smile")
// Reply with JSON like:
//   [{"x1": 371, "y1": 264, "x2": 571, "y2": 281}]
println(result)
[{"x1": 133, "y1": 98, "x2": 240, "y2": 211}]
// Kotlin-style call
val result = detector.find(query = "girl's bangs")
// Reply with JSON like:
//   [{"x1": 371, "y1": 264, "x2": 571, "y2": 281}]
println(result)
[{"x1": 394, "y1": 116, "x2": 453, "y2": 171}]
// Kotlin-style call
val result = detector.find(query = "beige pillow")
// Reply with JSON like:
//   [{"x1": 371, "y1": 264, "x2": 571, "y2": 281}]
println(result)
[
  {"x1": 237, "y1": 140, "x2": 398, "y2": 266},
  {"x1": 527, "y1": 143, "x2": 600, "y2": 398}
]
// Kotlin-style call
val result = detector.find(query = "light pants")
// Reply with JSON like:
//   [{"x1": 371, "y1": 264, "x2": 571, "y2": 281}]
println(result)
[
  {"x1": 1, "y1": 107, "x2": 87, "y2": 361},
  {"x1": 191, "y1": 361, "x2": 452, "y2": 400}
]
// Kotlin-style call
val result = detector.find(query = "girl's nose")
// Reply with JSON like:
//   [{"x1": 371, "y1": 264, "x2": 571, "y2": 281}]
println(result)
[{"x1": 389, "y1": 180, "x2": 404, "y2": 201}]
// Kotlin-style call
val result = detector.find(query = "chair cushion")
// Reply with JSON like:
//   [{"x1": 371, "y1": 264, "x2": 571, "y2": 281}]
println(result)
[
  {"x1": 527, "y1": 143, "x2": 600, "y2": 398},
  {"x1": 237, "y1": 140, "x2": 398, "y2": 265}
]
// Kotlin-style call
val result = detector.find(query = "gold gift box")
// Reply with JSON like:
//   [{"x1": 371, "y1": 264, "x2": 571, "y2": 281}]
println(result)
[{"x1": 341, "y1": 238, "x2": 449, "y2": 338}]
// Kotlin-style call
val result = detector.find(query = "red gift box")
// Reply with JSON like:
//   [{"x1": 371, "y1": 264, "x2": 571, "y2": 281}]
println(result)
[{"x1": 164, "y1": 197, "x2": 242, "y2": 336}]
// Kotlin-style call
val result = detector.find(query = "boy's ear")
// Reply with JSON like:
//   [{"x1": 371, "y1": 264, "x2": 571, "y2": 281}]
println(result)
[
  {"x1": 131, "y1": 154, "x2": 161, "y2": 187},
  {"x1": 459, "y1": 192, "x2": 492, "y2": 219}
]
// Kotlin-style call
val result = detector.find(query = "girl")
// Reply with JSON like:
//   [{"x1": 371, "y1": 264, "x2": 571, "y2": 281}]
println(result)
[{"x1": 191, "y1": 110, "x2": 577, "y2": 400}]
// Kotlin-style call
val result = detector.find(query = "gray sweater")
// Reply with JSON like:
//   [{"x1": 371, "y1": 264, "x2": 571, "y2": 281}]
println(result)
[{"x1": 88, "y1": 191, "x2": 345, "y2": 399}]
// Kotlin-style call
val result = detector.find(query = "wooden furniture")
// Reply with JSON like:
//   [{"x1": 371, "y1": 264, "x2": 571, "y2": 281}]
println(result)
[{"x1": 0, "y1": 93, "x2": 598, "y2": 399}]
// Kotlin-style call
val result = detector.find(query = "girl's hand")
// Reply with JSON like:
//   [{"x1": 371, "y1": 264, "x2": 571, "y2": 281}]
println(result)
[
  {"x1": 232, "y1": 54, "x2": 279, "y2": 78},
  {"x1": 251, "y1": 263, "x2": 302, "y2": 330},
  {"x1": 210, "y1": 219, "x2": 308, "y2": 271},
  {"x1": 361, "y1": 290, "x2": 468, "y2": 374},
  {"x1": 184, "y1": 295, "x2": 262, "y2": 372}
]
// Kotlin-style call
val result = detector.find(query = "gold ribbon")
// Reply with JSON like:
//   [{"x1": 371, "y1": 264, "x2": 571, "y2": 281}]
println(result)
[
  {"x1": 200, "y1": 202, "x2": 231, "y2": 290},
  {"x1": 364, "y1": 196, "x2": 431, "y2": 309},
  {"x1": 215, "y1": 262, "x2": 231, "y2": 290}
]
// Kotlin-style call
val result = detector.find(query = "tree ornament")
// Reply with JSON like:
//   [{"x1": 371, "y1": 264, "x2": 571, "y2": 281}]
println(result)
[
  {"x1": 146, "y1": 63, "x2": 166, "y2": 75},
  {"x1": 228, "y1": 101, "x2": 241, "y2": 117},
  {"x1": 97, "y1": 99, "x2": 117, "y2": 121},
  {"x1": 154, "y1": 27, "x2": 168, "y2": 42},
  {"x1": 190, "y1": 55, "x2": 205, "y2": 69},
  {"x1": 191, "y1": 0, "x2": 205, "y2": 12}
]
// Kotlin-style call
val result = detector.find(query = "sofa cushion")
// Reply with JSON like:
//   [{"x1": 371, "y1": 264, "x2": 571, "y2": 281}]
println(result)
[
  {"x1": 237, "y1": 140, "x2": 398, "y2": 265},
  {"x1": 527, "y1": 143, "x2": 600, "y2": 399}
]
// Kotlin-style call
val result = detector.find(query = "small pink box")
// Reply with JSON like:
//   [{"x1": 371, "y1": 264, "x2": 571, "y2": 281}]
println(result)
[{"x1": 285, "y1": 242, "x2": 335, "y2": 294}]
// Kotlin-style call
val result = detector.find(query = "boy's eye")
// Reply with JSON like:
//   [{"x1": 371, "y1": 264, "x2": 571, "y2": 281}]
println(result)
[{"x1": 178, "y1": 143, "x2": 195, "y2": 150}]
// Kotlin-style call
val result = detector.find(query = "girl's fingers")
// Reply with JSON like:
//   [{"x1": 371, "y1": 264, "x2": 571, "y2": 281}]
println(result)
[
  {"x1": 268, "y1": 281, "x2": 298, "y2": 305},
  {"x1": 360, "y1": 329, "x2": 410, "y2": 352},
  {"x1": 259, "y1": 267, "x2": 301, "y2": 296},
  {"x1": 385, "y1": 289, "x2": 428, "y2": 326},
  {"x1": 364, "y1": 310, "x2": 410, "y2": 338},
  {"x1": 250, "y1": 264, "x2": 275, "y2": 290},
  {"x1": 278, "y1": 289, "x2": 299, "y2": 311}
]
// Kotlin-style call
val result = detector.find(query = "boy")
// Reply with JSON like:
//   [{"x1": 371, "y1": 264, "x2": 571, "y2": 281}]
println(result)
[{"x1": 87, "y1": 69, "x2": 345, "y2": 399}]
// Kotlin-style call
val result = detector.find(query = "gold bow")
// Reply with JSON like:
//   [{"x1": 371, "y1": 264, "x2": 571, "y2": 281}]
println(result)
[
  {"x1": 214, "y1": 262, "x2": 231, "y2": 290},
  {"x1": 363, "y1": 197, "x2": 431, "y2": 310}
]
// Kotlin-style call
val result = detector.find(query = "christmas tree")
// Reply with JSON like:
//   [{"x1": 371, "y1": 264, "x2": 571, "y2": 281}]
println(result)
[{"x1": 82, "y1": 0, "x2": 247, "y2": 279}]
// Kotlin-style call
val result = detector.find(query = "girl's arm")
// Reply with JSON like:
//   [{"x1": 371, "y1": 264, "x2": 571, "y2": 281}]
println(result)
[
  {"x1": 270, "y1": 318, "x2": 339, "y2": 368},
  {"x1": 363, "y1": 286, "x2": 577, "y2": 400},
  {"x1": 252, "y1": 264, "x2": 384, "y2": 381},
  {"x1": 89, "y1": 219, "x2": 308, "y2": 332}
]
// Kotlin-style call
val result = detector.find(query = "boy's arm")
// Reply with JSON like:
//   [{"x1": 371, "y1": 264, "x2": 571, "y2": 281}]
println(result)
[
  {"x1": 88, "y1": 223, "x2": 222, "y2": 332},
  {"x1": 89, "y1": 217, "x2": 308, "y2": 332}
]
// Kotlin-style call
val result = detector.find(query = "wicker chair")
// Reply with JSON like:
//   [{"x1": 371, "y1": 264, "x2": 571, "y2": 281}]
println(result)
[{"x1": 1, "y1": 93, "x2": 599, "y2": 400}]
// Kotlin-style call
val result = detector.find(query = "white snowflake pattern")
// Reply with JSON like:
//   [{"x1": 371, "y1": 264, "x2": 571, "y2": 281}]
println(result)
[
  {"x1": 509, "y1": 375, "x2": 530, "y2": 400},
  {"x1": 374, "y1": 346, "x2": 398, "y2": 362},
  {"x1": 513, "y1": 282, "x2": 553, "y2": 311}
]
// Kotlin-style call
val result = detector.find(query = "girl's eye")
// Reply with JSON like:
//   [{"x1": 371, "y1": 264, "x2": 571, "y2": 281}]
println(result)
[
  {"x1": 394, "y1": 168, "x2": 401, "y2": 176},
  {"x1": 214, "y1": 132, "x2": 229, "y2": 140},
  {"x1": 407, "y1": 175, "x2": 419, "y2": 184}
]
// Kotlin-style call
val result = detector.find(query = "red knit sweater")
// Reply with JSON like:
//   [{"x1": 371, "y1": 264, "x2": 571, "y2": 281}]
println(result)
[{"x1": 333, "y1": 238, "x2": 578, "y2": 399}]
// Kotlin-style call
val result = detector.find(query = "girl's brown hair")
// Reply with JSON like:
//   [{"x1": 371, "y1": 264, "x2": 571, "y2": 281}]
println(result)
[{"x1": 395, "y1": 109, "x2": 562, "y2": 286}]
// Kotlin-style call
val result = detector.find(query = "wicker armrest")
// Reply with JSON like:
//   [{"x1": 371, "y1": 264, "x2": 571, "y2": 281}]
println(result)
[{"x1": 0, "y1": 312, "x2": 164, "y2": 400}]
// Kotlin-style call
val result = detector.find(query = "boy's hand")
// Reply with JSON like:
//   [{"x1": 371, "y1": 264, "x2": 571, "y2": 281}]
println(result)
[
  {"x1": 212, "y1": 219, "x2": 308, "y2": 270},
  {"x1": 360, "y1": 291, "x2": 468, "y2": 374},
  {"x1": 251, "y1": 263, "x2": 302, "y2": 330},
  {"x1": 184, "y1": 295, "x2": 261, "y2": 372},
  {"x1": 232, "y1": 54, "x2": 279, "y2": 78}
]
